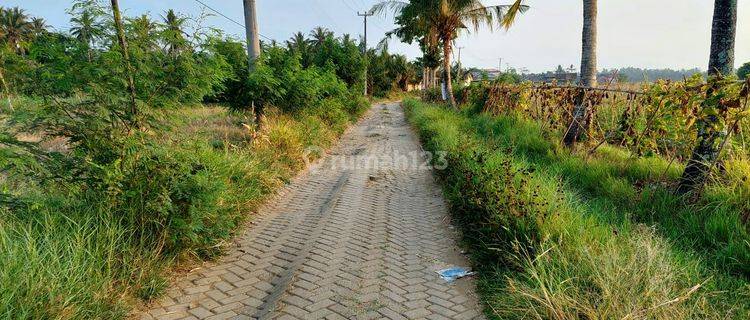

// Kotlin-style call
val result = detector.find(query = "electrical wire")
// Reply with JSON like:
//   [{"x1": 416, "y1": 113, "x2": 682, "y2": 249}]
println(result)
[
  {"x1": 193, "y1": 0, "x2": 273, "y2": 41},
  {"x1": 341, "y1": 0, "x2": 359, "y2": 13}
]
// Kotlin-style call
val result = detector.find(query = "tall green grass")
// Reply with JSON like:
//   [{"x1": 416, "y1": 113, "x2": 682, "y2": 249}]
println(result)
[
  {"x1": 403, "y1": 98, "x2": 750, "y2": 319},
  {"x1": 0, "y1": 101, "x2": 367, "y2": 318}
]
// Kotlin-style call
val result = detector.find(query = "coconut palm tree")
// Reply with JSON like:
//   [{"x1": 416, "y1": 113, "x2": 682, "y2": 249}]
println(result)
[
  {"x1": 376, "y1": 1, "x2": 441, "y2": 89},
  {"x1": 374, "y1": 0, "x2": 528, "y2": 108},
  {"x1": 161, "y1": 9, "x2": 187, "y2": 57},
  {"x1": 563, "y1": 0, "x2": 598, "y2": 146},
  {"x1": 0, "y1": 7, "x2": 32, "y2": 54},
  {"x1": 309, "y1": 26, "x2": 333, "y2": 48},
  {"x1": 677, "y1": 0, "x2": 738, "y2": 194},
  {"x1": 129, "y1": 14, "x2": 160, "y2": 51},
  {"x1": 341, "y1": 33, "x2": 356, "y2": 47},
  {"x1": 29, "y1": 18, "x2": 48, "y2": 38},
  {"x1": 286, "y1": 31, "x2": 308, "y2": 54},
  {"x1": 70, "y1": 8, "x2": 105, "y2": 62}
]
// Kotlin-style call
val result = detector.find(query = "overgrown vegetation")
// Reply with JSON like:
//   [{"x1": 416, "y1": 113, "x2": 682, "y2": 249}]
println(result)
[
  {"x1": 404, "y1": 97, "x2": 750, "y2": 319},
  {"x1": 373, "y1": 0, "x2": 529, "y2": 107},
  {"x1": 0, "y1": 2, "x2": 369, "y2": 318}
]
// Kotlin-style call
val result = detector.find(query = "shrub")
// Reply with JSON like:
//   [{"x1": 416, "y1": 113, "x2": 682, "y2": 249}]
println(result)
[
  {"x1": 738, "y1": 62, "x2": 750, "y2": 80},
  {"x1": 421, "y1": 86, "x2": 443, "y2": 103},
  {"x1": 0, "y1": 5, "x2": 369, "y2": 317},
  {"x1": 403, "y1": 98, "x2": 750, "y2": 319}
]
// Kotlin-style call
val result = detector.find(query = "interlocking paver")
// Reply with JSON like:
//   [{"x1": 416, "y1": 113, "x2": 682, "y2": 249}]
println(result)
[{"x1": 139, "y1": 103, "x2": 484, "y2": 319}]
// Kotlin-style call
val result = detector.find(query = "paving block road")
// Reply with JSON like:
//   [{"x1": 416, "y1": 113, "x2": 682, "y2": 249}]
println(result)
[{"x1": 139, "y1": 103, "x2": 484, "y2": 320}]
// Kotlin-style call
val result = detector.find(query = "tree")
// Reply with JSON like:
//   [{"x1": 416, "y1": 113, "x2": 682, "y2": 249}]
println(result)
[
  {"x1": 677, "y1": 0, "x2": 738, "y2": 194},
  {"x1": 161, "y1": 9, "x2": 187, "y2": 57},
  {"x1": 563, "y1": 0, "x2": 598, "y2": 146},
  {"x1": 0, "y1": 48, "x2": 12, "y2": 111},
  {"x1": 738, "y1": 62, "x2": 750, "y2": 80},
  {"x1": 374, "y1": 0, "x2": 528, "y2": 108},
  {"x1": 435, "y1": 0, "x2": 528, "y2": 107},
  {"x1": 616, "y1": 73, "x2": 629, "y2": 83},
  {"x1": 129, "y1": 14, "x2": 160, "y2": 51},
  {"x1": 110, "y1": 0, "x2": 138, "y2": 124},
  {"x1": 286, "y1": 31, "x2": 308, "y2": 55},
  {"x1": 373, "y1": 1, "x2": 441, "y2": 89},
  {"x1": 309, "y1": 27, "x2": 333, "y2": 48},
  {"x1": 0, "y1": 7, "x2": 32, "y2": 54},
  {"x1": 29, "y1": 18, "x2": 48, "y2": 38},
  {"x1": 69, "y1": 0, "x2": 106, "y2": 62}
]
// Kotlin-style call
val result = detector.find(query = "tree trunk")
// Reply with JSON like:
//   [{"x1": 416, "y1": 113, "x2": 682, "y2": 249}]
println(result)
[
  {"x1": 111, "y1": 0, "x2": 138, "y2": 124},
  {"x1": 563, "y1": 0, "x2": 598, "y2": 146},
  {"x1": 428, "y1": 68, "x2": 433, "y2": 88},
  {"x1": 707, "y1": 0, "x2": 737, "y2": 76},
  {"x1": 433, "y1": 68, "x2": 438, "y2": 88},
  {"x1": 0, "y1": 66, "x2": 13, "y2": 111},
  {"x1": 86, "y1": 44, "x2": 93, "y2": 63},
  {"x1": 677, "y1": 0, "x2": 737, "y2": 194},
  {"x1": 442, "y1": 38, "x2": 456, "y2": 108}
]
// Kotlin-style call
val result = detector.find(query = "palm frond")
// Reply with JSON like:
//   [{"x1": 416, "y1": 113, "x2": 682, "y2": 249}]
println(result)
[
  {"x1": 460, "y1": 1, "x2": 529, "y2": 32},
  {"x1": 500, "y1": 0, "x2": 529, "y2": 29},
  {"x1": 371, "y1": 0, "x2": 409, "y2": 16}
]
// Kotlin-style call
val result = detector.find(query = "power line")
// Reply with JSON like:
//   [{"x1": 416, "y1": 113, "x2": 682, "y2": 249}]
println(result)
[
  {"x1": 340, "y1": 0, "x2": 389, "y2": 35},
  {"x1": 192, "y1": 0, "x2": 273, "y2": 41},
  {"x1": 341, "y1": 0, "x2": 358, "y2": 13},
  {"x1": 310, "y1": 0, "x2": 345, "y2": 31}
]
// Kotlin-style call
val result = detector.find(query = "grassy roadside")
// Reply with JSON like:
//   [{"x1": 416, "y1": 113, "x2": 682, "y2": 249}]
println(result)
[
  {"x1": 0, "y1": 100, "x2": 367, "y2": 319},
  {"x1": 402, "y1": 98, "x2": 750, "y2": 319}
]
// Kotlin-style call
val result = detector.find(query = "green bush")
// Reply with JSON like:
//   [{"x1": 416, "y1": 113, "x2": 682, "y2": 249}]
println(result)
[
  {"x1": 0, "y1": 5, "x2": 369, "y2": 318},
  {"x1": 105, "y1": 142, "x2": 228, "y2": 256},
  {"x1": 738, "y1": 62, "x2": 750, "y2": 80},
  {"x1": 403, "y1": 98, "x2": 750, "y2": 319},
  {"x1": 421, "y1": 86, "x2": 443, "y2": 103}
]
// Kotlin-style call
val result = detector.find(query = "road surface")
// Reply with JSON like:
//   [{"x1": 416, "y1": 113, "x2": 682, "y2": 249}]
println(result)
[{"x1": 140, "y1": 102, "x2": 484, "y2": 319}]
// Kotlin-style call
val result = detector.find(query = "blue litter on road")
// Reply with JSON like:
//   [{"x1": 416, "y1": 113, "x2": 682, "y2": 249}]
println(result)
[{"x1": 437, "y1": 267, "x2": 475, "y2": 282}]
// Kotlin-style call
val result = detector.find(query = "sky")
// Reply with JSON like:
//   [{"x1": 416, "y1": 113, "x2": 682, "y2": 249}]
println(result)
[{"x1": 4, "y1": 0, "x2": 749, "y2": 73}]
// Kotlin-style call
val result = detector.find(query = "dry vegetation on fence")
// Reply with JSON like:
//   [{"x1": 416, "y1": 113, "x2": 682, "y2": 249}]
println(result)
[{"x1": 453, "y1": 76, "x2": 750, "y2": 172}]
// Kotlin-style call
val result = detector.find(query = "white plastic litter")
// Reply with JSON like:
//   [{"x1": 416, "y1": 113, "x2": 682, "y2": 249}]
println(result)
[{"x1": 437, "y1": 267, "x2": 475, "y2": 282}]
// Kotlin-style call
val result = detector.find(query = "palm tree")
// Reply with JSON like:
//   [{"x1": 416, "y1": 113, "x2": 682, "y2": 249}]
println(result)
[
  {"x1": 129, "y1": 14, "x2": 160, "y2": 51},
  {"x1": 0, "y1": 7, "x2": 32, "y2": 54},
  {"x1": 374, "y1": 0, "x2": 528, "y2": 108},
  {"x1": 30, "y1": 18, "x2": 48, "y2": 37},
  {"x1": 375, "y1": 1, "x2": 440, "y2": 89},
  {"x1": 309, "y1": 26, "x2": 333, "y2": 48},
  {"x1": 563, "y1": 0, "x2": 598, "y2": 146},
  {"x1": 341, "y1": 33, "x2": 356, "y2": 47},
  {"x1": 677, "y1": 0, "x2": 738, "y2": 194},
  {"x1": 70, "y1": 9, "x2": 105, "y2": 62},
  {"x1": 286, "y1": 31, "x2": 308, "y2": 54},
  {"x1": 161, "y1": 9, "x2": 188, "y2": 57}
]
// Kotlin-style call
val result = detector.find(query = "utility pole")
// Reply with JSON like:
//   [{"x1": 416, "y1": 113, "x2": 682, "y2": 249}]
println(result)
[
  {"x1": 243, "y1": 0, "x2": 261, "y2": 72},
  {"x1": 498, "y1": 58, "x2": 503, "y2": 72},
  {"x1": 358, "y1": 10, "x2": 374, "y2": 96}
]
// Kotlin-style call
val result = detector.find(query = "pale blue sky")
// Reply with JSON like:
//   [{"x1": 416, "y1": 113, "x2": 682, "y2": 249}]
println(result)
[{"x1": 4, "y1": 0, "x2": 749, "y2": 73}]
